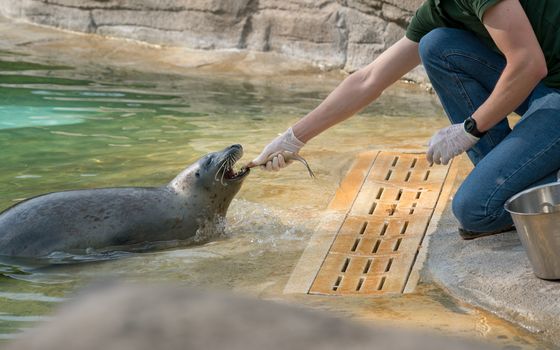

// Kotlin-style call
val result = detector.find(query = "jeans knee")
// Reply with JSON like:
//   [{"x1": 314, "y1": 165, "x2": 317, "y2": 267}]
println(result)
[
  {"x1": 418, "y1": 28, "x2": 477, "y2": 70},
  {"x1": 452, "y1": 189, "x2": 474, "y2": 229},
  {"x1": 418, "y1": 28, "x2": 453, "y2": 64},
  {"x1": 452, "y1": 187, "x2": 494, "y2": 231},
  {"x1": 452, "y1": 187, "x2": 511, "y2": 232}
]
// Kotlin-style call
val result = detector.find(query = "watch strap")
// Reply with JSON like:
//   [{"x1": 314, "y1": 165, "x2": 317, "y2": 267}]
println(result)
[{"x1": 464, "y1": 117, "x2": 486, "y2": 138}]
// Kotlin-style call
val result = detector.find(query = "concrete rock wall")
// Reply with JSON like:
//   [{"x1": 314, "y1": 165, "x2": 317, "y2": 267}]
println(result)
[{"x1": 0, "y1": 0, "x2": 423, "y2": 72}]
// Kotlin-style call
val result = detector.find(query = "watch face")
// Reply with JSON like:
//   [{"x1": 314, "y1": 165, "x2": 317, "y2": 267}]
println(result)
[{"x1": 464, "y1": 118, "x2": 475, "y2": 132}]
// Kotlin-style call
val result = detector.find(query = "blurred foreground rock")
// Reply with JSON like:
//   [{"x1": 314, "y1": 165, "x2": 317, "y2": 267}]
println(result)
[{"x1": 8, "y1": 283, "x2": 496, "y2": 350}]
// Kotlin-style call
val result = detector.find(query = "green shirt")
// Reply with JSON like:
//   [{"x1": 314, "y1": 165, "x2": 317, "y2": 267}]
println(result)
[{"x1": 406, "y1": 0, "x2": 560, "y2": 88}]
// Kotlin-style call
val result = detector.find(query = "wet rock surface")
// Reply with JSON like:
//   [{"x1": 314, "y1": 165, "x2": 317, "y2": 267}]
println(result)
[{"x1": 0, "y1": 0, "x2": 424, "y2": 74}]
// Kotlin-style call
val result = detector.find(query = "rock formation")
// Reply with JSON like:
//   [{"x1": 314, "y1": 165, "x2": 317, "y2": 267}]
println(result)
[{"x1": 0, "y1": 0, "x2": 424, "y2": 72}]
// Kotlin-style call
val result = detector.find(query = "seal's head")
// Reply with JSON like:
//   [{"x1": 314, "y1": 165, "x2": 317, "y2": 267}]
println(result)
[{"x1": 170, "y1": 144, "x2": 250, "y2": 214}]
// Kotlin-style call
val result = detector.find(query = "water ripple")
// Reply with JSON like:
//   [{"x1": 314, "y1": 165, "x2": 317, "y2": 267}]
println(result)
[
  {"x1": 0, "y1": 292, "x2": 66, "y2": 303},
  {"x1": 0, "y1": 314, "x2": 52, "y2": 322}
]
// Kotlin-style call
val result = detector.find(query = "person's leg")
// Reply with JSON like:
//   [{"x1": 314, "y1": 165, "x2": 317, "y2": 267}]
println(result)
[
  {"x1": 452, "y1": 85, "x2": 560, "y2": 232},
  {"x1": 418, "y1": 28, "x2": 529, "y2": 165}
]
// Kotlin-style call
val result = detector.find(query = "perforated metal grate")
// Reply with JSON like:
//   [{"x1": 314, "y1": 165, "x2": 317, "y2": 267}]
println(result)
[{"x1": 309, "y1": 152, "x2": 451, "y2": 295}]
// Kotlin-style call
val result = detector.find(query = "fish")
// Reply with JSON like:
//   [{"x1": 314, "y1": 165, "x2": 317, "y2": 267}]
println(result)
[{"x1": 245, "y1": 151, "x2": 315, "y2": 178}]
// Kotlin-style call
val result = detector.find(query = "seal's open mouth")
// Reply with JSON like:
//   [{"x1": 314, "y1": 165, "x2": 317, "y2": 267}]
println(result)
[
  {"x1": 216, "y1": 145, "x2": 250, "y2": 183},
  {"x1": 223, "y1": 164, "x2": 250, "y2": 180}
]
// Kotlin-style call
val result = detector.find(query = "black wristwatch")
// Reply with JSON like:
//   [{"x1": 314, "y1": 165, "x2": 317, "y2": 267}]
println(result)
[{"x1": 463, "y1": 116, "x2": 486, "y2": 138}]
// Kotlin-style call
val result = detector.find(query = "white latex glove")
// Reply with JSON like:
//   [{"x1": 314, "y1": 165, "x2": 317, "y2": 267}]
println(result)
[
  {"x1": 427, "y1": 123, "x2": 479, "y2": 165},
  {"x1": 248, "y1": 127, "x2": 305, "y2": 171}
]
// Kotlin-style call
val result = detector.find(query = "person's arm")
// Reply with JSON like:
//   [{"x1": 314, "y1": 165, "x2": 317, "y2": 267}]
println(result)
[
  {"x1": 426, "y1": 0, "x2": 548, "y2": 165},
  {"x1": 293, "y1": 37, "x2": 420, "y2": 142},
  {"x1": 472, "y1": 0, "x2": 547, "y2": 131},
  {"x1": 248, "y1": 37, "x2": 420, "y2": 170}
]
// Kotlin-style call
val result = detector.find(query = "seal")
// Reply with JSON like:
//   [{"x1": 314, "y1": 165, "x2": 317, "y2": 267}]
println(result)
[{"x1": 0, "y1": 144, "x2": 250, "y2": 258}]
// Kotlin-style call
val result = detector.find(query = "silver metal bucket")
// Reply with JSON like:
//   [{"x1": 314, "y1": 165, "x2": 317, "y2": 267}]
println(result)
[{"x1": 504, "y1": 172, "x2": 560, "y2": 280}]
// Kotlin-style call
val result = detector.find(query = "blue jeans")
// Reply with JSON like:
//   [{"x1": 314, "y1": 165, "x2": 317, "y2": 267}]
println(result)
[{"x1": 419, "y1": 28, "x2": 560, "y2": 232}]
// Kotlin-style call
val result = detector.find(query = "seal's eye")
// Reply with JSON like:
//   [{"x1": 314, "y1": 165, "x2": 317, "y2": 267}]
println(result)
[{"x1": 195, "y1": 171, "x2": 200, "y2": 178}]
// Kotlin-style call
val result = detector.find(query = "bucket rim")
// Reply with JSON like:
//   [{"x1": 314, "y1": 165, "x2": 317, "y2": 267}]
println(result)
[{"x1": 504, "y1": 181, "x2": 560, "y2": 216}]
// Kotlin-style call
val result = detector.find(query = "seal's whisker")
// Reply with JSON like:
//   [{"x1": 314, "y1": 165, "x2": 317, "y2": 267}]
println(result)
[
  {"x1": 220, "y1": 165, "x2": 227, "y2": 185},
  {"x1": 219, "y1": 157, "x2": 232, "y2": 185},
  {"x1": 215, "y1": 161, "x2": 227, "y2": 182},
  {"x1": 227, "y1": 157, "x2": 236, "y2": 171},
  {"x1": 215, "y1": 150, "x2": 242, "y2": 184}
]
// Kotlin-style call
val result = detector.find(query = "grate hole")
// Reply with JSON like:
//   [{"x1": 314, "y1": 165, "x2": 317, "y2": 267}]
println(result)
[
  {"x1": 409, "y1": 203, "x2": 417, "y2": 215},
  {"x1": 416, "y1": 190, "x2": 422, "y2": 199},
  {"x1": 400, "y1": 221, "x2": 409, "y2": 235},
  {"x1": 385, "y1": 169, "x2": 393, "y2": 181},
  {"x1": 393, "y1": 238, "x2": 402, "y2": 252},
  {"x1": 376, "y1": 187, "x2": 384, "y2": 200},
  {"x1": 358, "y1": 222, "x2": 368, "y2": 235},
  {"x1": 363, "y1": 259, "x2": 373, "y2": 274},
  {"x1": 377, "y1": 276, "x2": 386, "y2": 291},
  {"x1": 351, "y1": 238, "x2": 361, "y2": 252},
  {"x1": 395, "y1": 189, "x2": 403, "y2": 201},
  {"x1": 424, "y1": 170, "x2": 431, "y2": 181},
  {"x1": 333, "y1": 276, "x2": 343, "y2": 291},
  {"x1": 379, "y1": 222, "x2": 388, "y2": 236},
  {"x1": 385, "y1": 258, "x2": 394, "y2": 272},
  {"x1": 369, "y1": 202, "x2": 377, "y2": 215},
  {"x1": 392, "y1": 156, "x2": 399, "y2": 167},
  {"x1": 410, "y1": 158, "x2": 417, "y2": 168},
  {"x1": 341, "y1": 258, "x2": 350, "y2": 273},
  {"x1": 404, "y1": 171, "x2": 412, "y2": 182},
  {"x1": 372, "y1": 240, "x2": 381, "y2": 254},
  {"x1": 388, "y1": 205, "x2": 396, "y2": 216},
  {"x1": 356, "y1": 277, "x2": 365, "y2": 291}
]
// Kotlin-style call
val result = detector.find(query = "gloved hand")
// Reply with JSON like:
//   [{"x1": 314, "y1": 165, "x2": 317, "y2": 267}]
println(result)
[
  {"x1": 247, "y1": 127, "x2": 306, "y2": 171},
  {"x1": 427, "y1": 123, "x2": 479, "y2": 165}
]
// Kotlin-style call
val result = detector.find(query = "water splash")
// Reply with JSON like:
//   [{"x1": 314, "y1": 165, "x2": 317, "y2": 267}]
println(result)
[
  {"x1": 226, "y1": 199, "x2": 314, "y2": 249},
  {"x1": 193, "y1": 216, "x2": 228, "y2": 244}
]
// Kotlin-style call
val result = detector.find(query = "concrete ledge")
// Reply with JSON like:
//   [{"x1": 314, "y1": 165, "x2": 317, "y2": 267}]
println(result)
[{"x1": 421, "y1": 157, "x2": 560, "y2": 347}]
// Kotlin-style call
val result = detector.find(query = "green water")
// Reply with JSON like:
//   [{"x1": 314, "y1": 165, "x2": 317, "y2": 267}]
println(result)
[
  {"x1": 0, "y1": 48, "x2": 449, "y2": 340},
  {"x1": 12, "y1": 46, "x2": 552, "y2": 349}
]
